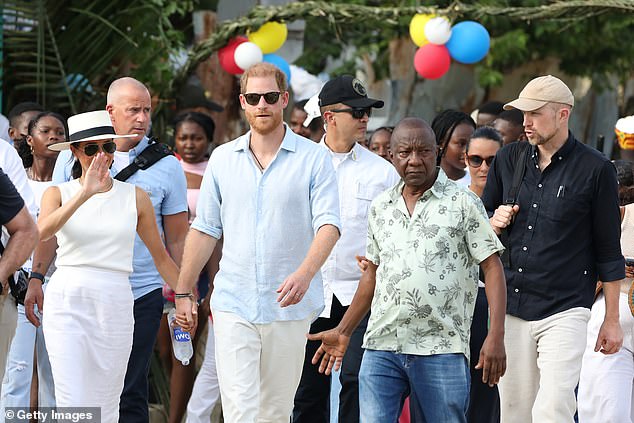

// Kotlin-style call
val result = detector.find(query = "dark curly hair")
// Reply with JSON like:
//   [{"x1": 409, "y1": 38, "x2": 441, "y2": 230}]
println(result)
[{"x1": 16, "y1": 111, "x2": 66, "y2": 169}]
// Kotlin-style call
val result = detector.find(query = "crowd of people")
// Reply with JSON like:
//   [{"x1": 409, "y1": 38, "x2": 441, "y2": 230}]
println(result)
[{"x1": 0, "y1": 64, "x2": 633, "y2": 423}]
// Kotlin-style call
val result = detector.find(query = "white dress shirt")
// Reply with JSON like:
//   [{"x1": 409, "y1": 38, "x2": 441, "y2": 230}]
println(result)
[{"x1": 319, "y1": 141, "x2": 400, "y2": 317}]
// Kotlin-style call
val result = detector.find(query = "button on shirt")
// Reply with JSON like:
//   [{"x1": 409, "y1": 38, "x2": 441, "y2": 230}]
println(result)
[
  {"x1": 364, "y1": 170, "x2": 504, "y2": 358},
  {"x1": 319, "y1": 141, "x2": 400, "y2": 317},
  {"x1": 192, "y1": 127, "x2": 341, "y2": 324},
  {"x1": 482, "y1": 133, "x2": 625, "y2": 321},
  {"x1": 52, "y1": 137, "x2": 188, "y2": 300}
]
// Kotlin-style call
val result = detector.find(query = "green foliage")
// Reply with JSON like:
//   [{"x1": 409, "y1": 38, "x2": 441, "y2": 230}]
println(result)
[
  {"x1": 292, "y1": 0, "x2": 634, "y2": 89},
  {"x1": 2, "y1": 0, "x2": 194, "y2": 114}
]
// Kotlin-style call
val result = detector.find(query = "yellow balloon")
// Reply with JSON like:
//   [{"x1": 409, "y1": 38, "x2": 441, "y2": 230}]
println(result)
[
  {"x1": 409, "y1": 13, "x2": 434, "y2": 47},
  {"x1": 248, "y1": 21, "x2": 288, "y2": 54}
]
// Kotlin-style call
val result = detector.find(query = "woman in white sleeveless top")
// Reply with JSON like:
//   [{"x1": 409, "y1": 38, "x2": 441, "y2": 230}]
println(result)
[
  {"x1": 578, "y1": 159, "x2": 634, "y2": 422},
  {"x1": 37, "y1": 111, "x2": 180, "y2": 422}
]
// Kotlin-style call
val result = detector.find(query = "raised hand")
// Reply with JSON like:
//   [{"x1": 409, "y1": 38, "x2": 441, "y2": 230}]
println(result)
[
  {"x1": 82, "y1": 152, "x2": 112, "y2": 196},
  {"x1": 490, "y1": 204, "x2": 520, "y2": 235}
]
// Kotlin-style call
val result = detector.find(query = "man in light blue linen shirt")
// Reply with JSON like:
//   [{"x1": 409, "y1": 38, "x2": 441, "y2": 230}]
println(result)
[
  {"x1": 46, "y1": 77, "x2": 188, "y2": 423},
  {"x1": 174, "y1": 62, "x2": 341, "y2": 423}
]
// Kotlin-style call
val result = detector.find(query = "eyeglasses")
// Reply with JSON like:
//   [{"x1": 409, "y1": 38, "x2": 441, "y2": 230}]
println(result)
[
  {"x1": 243, "y1": 92, "x2": 282, "y2": 106},
  {"x1": 75, "y1": 141, "x2": 117, "y2": 156},
  {"x1": 330, "y1": 108, "x2": 372, "y2": 119},
  {"x1": 466, "y1": 154, "x2": 495, "y2": 168}
]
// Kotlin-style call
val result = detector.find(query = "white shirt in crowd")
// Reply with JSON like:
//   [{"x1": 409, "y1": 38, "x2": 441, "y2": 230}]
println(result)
[{"x1": 319, "y1": 141, "x2": 400, "y2": 318}]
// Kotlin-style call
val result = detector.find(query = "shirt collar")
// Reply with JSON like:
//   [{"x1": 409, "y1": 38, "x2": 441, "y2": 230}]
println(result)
[
  {"x1": 319, "y1": 137, "x2": 361, "y2": 161},
  {"x1": 387, "y1": 167, "x2": 447, "y2": 203},
  {"x1": 129, "y1": 136, "x2": 150, "y2": 158},
  {"x1": 530, "y1": 131, "x2": 577, "y2": 161},
  {"x1": 234, "y1": 123, "x2": 296, "y2": 153}
]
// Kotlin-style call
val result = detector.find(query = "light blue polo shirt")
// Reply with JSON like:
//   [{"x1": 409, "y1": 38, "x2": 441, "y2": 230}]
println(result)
[
  {"x1": 52, "y1": 137, "x2": 188, "y2": 300},
  {"x1": 192, "y1": 127, "x2": 341, "y2": 324}
]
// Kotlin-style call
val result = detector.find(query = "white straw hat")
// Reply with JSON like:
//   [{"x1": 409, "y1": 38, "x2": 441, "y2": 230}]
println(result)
[{"x1": 48, "y1": 110, "x2": 136, "y2": 151}]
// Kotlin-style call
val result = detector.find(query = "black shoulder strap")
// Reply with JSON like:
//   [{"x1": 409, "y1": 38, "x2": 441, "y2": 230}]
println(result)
[
  {"x1": 114, "y1": 138, "x2": 173, "y2": 182},
  {"x1": 504, "y1": 141, "x2": 530, "y2": 205}
]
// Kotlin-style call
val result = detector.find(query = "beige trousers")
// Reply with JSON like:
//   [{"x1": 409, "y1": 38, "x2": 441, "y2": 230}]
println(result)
[
  {"x1": 499, "y1": 307, "x2": 590, "y2": 423},
  {"x1": 213, "y1": 310, "x2": 312, "y2": 423},
  {"x1": 0, "y1": 294, "x2": 17, "y2": 385}
]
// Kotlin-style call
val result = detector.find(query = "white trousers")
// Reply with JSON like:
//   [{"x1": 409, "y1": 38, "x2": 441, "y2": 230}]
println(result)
[
  {"x1": 0, "y1": 294, "x2": 17, "y2": 387},
  {"x1": 43, "y1": 266, "x2": 134, "y2": 423},
  {"x1": 578, "y1": 292, "x2": 634, "y2": 422},
  {"x1": 499, "y1": 307, "x2": 590, "y2": 423},
  {"x1": 213, "y1": 310, "x2": 312, "y2": 423},
  {"x1": 186, "y1": 319, "x2": 220, "y2": 423}
]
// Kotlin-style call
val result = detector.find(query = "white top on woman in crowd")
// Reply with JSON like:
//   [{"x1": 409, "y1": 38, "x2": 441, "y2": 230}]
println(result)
[{"x1": 55, "y1": 178, "x2": 137, "y2": 273}]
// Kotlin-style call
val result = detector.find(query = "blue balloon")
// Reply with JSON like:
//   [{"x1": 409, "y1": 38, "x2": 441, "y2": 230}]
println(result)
[
  {"x1": 446, "y1": 21, "x2": 490, "y2": 65},
  {"x1": 263, "y1": 54, "x2": 291, "y2": 84}
]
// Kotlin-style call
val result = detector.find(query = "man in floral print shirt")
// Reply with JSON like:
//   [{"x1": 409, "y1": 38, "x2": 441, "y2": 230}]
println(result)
[{"x1": 309, "y1": 117, "x2": 507, "y2": 423}]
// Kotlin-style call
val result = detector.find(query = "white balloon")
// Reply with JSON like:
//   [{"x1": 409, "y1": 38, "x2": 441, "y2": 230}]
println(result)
[
  {"x1": 234, "y1": 42, "x2": 263, "y2": 71},
  {"x1": 424, "y1": 17, "x2": 452, "y2": 45}
]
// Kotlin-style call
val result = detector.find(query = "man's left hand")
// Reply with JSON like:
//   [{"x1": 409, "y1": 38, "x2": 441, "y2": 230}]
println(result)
[
  {"x1": 175, "y1": 297, "x2": 199, "y2": 335},
  {"x1": 595, "y1": 318, "x2": 623, "y2": 355},
  {"x1": 475, "y1": 332, "x2": 506, "y2": 387},
  {"x1": 277, "y1": 271, "x2": 311, "y2": 307}
]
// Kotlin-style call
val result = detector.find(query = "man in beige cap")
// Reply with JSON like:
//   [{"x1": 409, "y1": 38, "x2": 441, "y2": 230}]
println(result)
[{"x1": 481, "y1": 75, "x2": 625, "y2": 423}]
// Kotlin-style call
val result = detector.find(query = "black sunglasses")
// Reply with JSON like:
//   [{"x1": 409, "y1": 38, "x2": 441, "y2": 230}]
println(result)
[
  {"x1": 75, "y1": 141, "x2": 117, "y2": 156},
  {"x1": 466, "y1": 154, "x2": 495, "y2": 168},
  {"x1": 330, "y1": 108, "x2": 372, "y2": 119},
  {"x1": 243, "y1": 91, "x2": 282, "y2": 106}
]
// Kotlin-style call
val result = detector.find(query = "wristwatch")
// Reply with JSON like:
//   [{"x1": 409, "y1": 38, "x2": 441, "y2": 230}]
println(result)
[{"x1": 29, "y1": 272, "x2": 45, "y2": 283}]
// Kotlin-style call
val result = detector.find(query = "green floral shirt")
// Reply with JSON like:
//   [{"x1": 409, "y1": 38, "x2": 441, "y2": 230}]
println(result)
[{"x1": 363, "y1": 169, "x2": 504, "y2": 359}]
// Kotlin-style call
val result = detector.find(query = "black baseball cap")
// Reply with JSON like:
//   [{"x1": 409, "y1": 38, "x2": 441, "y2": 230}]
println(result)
[{"x1": 318, "y1": 75, "x2": 384, "y2": 109}]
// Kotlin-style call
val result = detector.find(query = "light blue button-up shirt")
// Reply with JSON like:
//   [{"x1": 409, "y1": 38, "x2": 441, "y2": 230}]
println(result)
[
  {"x1": 192, "y1": 127, "x2": 341, "y2": 324},
  {"x1": 52, "y1": 137, "x2": 188, "y2": 300}
]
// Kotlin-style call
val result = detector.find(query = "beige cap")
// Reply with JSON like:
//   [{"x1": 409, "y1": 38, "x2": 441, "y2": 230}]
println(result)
[{"x1": 504, "y1": 75, "x2": 574, "y2": 111}]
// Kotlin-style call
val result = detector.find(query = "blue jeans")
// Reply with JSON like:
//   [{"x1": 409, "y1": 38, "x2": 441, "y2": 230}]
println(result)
[
  {"x1": 0, "y1": 298, "x2": 56, "y2": 417},
  {"x1": 359, "y1": 350, "x2": 469, "y2": 423}
]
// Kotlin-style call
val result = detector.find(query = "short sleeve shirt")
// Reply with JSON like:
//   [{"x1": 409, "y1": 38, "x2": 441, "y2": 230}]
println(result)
[
  {"x1": 0, "y1": 168, "x2": 25, "y2": 225},
  {"x1": 364, "y1": 169, "x2": 504, "y2": 359}
]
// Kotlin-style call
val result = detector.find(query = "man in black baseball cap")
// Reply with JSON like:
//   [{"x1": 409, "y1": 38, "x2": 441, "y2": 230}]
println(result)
[{"x1": 293, "y1": 75, "x2": 399, "y2": 423}]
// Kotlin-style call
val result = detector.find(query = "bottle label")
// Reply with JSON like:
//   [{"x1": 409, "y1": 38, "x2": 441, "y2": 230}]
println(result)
[{"x1": 174, "y1": 327, "x2": 191, "y2": 342}]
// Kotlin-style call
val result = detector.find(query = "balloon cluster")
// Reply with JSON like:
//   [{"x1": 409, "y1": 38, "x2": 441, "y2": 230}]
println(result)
[
  {"x1": 218, "y1": 22, "x2": 292, "y2": 83},
  {"x1": 409, "y1": 14, "x2": 490, "y2": 80}
]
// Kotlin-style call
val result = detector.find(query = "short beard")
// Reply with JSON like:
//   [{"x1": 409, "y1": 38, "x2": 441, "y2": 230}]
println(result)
[{"x1": 247, "y1": 111, "x2": 283, "y2": 136}]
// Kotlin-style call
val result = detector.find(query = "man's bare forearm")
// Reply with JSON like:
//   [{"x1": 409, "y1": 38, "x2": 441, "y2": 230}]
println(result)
[{"x1": 296, "y1": 224, "x2": 340, "y2": 279}]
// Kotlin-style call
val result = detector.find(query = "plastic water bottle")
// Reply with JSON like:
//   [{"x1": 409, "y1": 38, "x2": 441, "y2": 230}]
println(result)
[{"x1": 167, "y1": 308, "x2": 193, "y2": 366}]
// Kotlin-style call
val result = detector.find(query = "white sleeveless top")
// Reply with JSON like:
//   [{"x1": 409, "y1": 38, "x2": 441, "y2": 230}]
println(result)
[
  {"x1": 622, "y1": 204, "x2": 634, "y2": 290},
  {"x1": 55, "y1": 179, "x2": 137, "y2": 273}
]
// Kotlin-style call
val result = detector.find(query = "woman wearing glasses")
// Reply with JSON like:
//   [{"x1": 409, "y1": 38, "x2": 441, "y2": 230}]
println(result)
[
  {"x1": 37, "y1": 110, "x2": 180, "y2": 422},
  {"x1": 465, "y1": 126, "x2": 503, "y2": 423}
]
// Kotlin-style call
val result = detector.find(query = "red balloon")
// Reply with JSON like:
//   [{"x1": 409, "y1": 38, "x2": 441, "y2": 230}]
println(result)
[
  {"x1": 413, "y1": 43, "x2": 451, "y2": 80},
  {"x1": 218, "y1": 36, "x2": 248, "y2": 75}
]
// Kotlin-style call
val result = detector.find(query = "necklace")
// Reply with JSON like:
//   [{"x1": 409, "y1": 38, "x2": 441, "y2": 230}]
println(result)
[{"x1": 249, "y1": 145, "x2": 266, "y2": 171}]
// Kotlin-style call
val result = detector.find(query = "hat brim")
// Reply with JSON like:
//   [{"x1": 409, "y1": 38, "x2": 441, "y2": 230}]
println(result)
[
  {"x1": 503, "y1": 98, "x2": 548, "y2": 112},
  {"x1": 48, "y1": 133, "x2": 137, "y2": 151},
  {"x1": 342, "y1": 97, "x2": 385, "y2": 109}
]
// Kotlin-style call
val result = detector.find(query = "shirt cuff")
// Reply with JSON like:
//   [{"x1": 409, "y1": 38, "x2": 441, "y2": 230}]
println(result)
[
  {"x1": 190, "y1": 219, "x2": 222, "y2": 239},
  {"x1": 313, "y1": 214, "x2": 341, "y2": 235},
  {"x1": 598, "y1": 257, "x2": 626, "y2": 283}
]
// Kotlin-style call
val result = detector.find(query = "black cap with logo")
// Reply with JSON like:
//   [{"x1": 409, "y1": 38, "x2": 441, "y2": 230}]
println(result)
[{"x1": 318, "y1": 75, "x2": 384, "y2": 109}]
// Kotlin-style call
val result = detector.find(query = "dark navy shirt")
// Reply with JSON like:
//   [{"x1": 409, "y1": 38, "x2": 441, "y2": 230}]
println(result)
[
  {"x1": 482, "y1": 133, "x2": 625, "y2": 321},
  {"x1": 0, "y1": 168, "x2": 24, "y2": 225}
]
